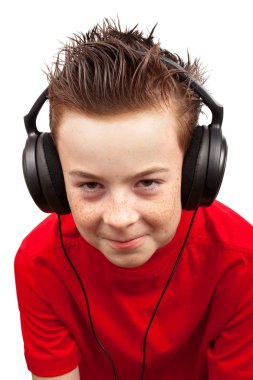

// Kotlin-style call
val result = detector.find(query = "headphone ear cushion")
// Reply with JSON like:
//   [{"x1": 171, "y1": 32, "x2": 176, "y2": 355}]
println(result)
[
  {"x1": 22, "y1": 134, "x2": 49, "y2": 211},
  {"x1": 181, "y1": 125, "x2": 209, "y2": 210},
  {"x1": 36, "y1": 133, "x2": 70, "y2": 214},
  {"x1": 201, "y1": 129, "x2": 228, "y2": 206}
]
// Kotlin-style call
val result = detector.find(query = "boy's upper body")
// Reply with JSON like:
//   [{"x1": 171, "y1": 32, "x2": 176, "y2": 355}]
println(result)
[
  {"x1": 15, "y1": 19, "x2": 253, "y2": 380},
  {"x1": 15, "y1": 200, "x2": 253, "y2": 380}
]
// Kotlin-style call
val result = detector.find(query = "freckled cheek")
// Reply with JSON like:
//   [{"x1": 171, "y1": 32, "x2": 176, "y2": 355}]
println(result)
[
  {"x1": 145, "y1": 198, "x2": 180, "y2": 226},
  {"x1": 66, "y1": 191, "x2": 101, "y2": 232},
  {"x1": 143, "y1": 188, "x2": 182, "y2": 234}
]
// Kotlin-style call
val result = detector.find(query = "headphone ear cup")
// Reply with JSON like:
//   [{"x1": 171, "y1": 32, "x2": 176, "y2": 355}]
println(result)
[
  {"x1": 35, "y1": 133, "x2": 70, "y2": 214},
  {"x1": 23, "y1": 134, "x2": 49, "y2": 212},
  {"x1": 201, "y1": 128, "x2": 228, "y2": 206},
  {"x1": 181, "y1": 125, "x2": 210, "y2": 210}
]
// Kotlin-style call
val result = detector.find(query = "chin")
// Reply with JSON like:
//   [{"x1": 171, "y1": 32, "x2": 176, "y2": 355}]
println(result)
[{"x1": 102, "y1": 249, "x2": 156, "y2": 268}]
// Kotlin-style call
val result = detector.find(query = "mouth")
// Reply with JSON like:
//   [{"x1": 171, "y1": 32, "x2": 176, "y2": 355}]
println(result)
[{"x1": 106, "y1": 236, "x2": 146, "y2": 250}]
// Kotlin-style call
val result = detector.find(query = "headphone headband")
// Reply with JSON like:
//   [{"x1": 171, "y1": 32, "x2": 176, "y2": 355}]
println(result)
[
  {"x1": 24, "y1": 88, "x2": 48, "y2": 135},
  {"x1": 160, "y1": 56, "x2": 223, "y2": 127}
]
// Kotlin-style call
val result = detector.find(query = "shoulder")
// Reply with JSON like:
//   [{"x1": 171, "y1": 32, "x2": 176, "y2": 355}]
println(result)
[
  {"x1": 184, "y1": 202, "x2": 253, "y2": 322},
  {"x1": 193, "y1": 200, "x2": 253, "y2": 256},
  {"x1": 15, "y1": 213, "x2": 80, "y2": 264}
]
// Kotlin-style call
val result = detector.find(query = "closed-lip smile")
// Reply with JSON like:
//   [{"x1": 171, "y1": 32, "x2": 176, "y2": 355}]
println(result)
[{"x1": 106, "y1": 236, "x2": 146, "y2": 250}]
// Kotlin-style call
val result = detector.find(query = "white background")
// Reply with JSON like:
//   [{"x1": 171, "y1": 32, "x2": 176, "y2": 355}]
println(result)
[{"x1": 0, "y1": 0, "x2": 252, "y2": 378}]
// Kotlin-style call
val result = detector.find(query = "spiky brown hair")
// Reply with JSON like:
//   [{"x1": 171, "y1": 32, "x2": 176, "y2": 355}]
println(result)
[{"x1": 47, "y1": 18, "x2": 206, "y2": 151}]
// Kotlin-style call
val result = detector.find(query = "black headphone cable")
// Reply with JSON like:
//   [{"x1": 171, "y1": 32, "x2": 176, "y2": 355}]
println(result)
[
  {"x1": 58, "y1": 207, "x2": 198, "y2": 380},
  {"x1": 58, "y1": 214, "x2": 118, "y2": 380},
  {"x1": 139, "y1": 207, "x2": 198, "y2": 379}
]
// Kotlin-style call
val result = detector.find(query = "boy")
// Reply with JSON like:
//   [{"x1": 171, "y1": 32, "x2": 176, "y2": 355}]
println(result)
[{"x1": 15, "y1": 19, "x2": 253, "y2": 380}]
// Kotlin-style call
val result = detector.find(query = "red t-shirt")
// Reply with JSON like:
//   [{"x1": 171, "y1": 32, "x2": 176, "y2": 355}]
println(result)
[{"x1": 14, "y1": 201, "x2": 253, "y2": 380}]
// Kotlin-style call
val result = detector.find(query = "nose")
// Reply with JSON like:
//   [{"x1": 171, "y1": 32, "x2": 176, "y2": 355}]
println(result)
[{"x1": 102, "y1": 192, "x2": 139, "y2": 229}]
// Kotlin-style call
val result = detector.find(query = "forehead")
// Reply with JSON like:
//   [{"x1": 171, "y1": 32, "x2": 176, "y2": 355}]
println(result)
[
  {"x1": 57, "y1": 107, "x2": 183, "y2": 173},
  {"x1": 57, "y1": 106, "x2": 179, "y2": 142}
]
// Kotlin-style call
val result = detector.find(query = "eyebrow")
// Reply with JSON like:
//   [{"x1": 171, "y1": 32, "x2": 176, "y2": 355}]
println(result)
[{"x1": 69, "y1": 167, "x2": 170, "y2": 181}]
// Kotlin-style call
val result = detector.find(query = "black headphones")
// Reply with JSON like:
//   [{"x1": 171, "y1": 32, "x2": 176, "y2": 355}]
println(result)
[{"x1": 22, "y1": 56, "x2": 227, "y2": 214}]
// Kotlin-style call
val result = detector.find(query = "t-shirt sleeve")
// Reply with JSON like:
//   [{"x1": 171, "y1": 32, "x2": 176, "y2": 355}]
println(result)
[
  {"x1": 14, "y1": 248, "x2": 80, "y2": 377},
  {"x1": 207, "y1": 259, "x2": 253, "y2": 380}
]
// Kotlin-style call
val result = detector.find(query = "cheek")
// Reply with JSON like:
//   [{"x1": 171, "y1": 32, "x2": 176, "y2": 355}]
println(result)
[
  {"x1": 66, "y1": 190, "x2": 100, "y2": 232},
  {"x1": 142, "y1": 184, "x2": 182, "y2": 233}
]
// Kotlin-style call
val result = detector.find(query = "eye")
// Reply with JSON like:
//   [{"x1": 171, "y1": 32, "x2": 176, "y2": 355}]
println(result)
[
  {"x1": 136, "y1": 179, "x2": 160, "y2": 191},
  {"x1": 80, "y1": 182, "x2": 103, "y2": 192}
]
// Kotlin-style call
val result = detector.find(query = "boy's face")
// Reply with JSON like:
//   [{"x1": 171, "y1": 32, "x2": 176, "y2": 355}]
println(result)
[{"x1": 57, "y1": 107, "x2": 184, "y2": 268}]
